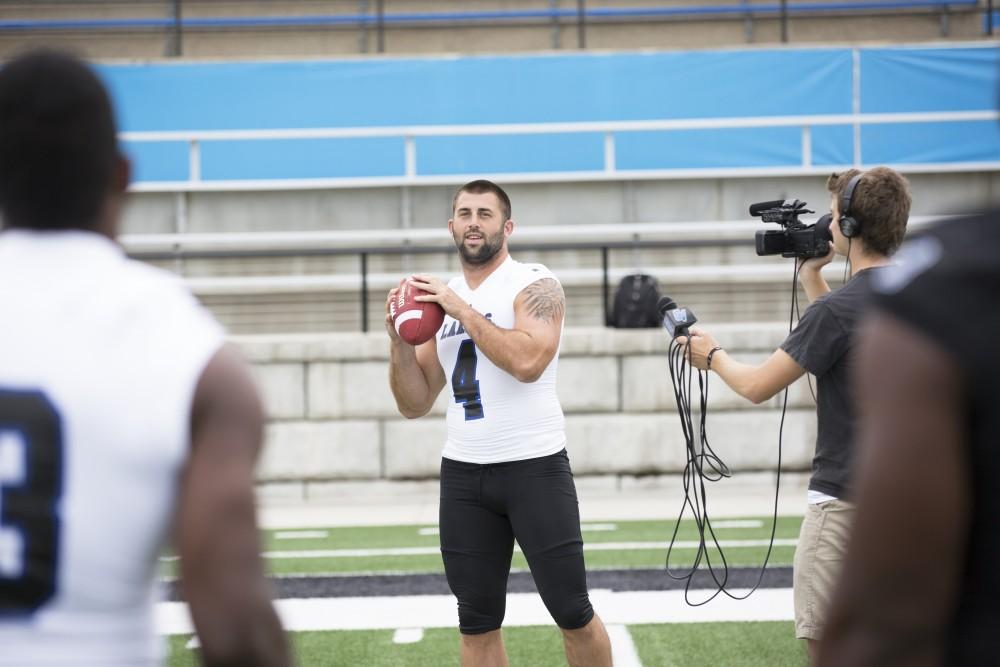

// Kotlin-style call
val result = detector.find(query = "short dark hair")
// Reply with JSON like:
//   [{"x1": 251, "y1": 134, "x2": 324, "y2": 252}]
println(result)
[
  {"x1": 827, "y1": 167, "x2": 911, "y2": 256},
  {"x1": 0, "y1": 49, "x2": 120, "y2": 230},
  {"x1": 452, "y1": 179, "x2": 512, "y2": 221}
]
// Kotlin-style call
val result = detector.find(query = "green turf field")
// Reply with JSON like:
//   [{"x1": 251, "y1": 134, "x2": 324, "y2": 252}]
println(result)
[
  {"x1": 161, "y1": 516, "x2": 803, "y2": 578},
  {"x1": 168, "y1": 621, "x2": 808, "y2": 666},
  {"x1": 163, "y1": 516, "x2": 807, "y2": 665}
]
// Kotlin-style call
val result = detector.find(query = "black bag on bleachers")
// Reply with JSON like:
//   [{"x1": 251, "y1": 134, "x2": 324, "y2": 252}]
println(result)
[{"x1": 608, "y1": 273, "x2": 662, "y2": 328}]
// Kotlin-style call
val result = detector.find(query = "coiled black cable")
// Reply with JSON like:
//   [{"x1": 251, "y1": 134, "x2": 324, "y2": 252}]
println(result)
[{"x1": 664, "y1": 260, "x2": 805, "y2": 605}]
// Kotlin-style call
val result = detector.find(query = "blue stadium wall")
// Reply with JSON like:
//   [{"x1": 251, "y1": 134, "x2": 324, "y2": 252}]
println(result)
[{"x1": 98, "y1": 44, "x2": 1000, "y2": 183}]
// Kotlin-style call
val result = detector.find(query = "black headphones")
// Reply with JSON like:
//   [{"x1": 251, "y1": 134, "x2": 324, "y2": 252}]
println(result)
[{"x1": 838, "y1": 174, "x2": 863, "y2": 238}]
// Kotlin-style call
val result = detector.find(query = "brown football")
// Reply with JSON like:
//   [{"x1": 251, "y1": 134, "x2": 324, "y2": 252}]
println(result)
[{"x1": 390, "y1": 277, "x2": 445, "y2": 345}]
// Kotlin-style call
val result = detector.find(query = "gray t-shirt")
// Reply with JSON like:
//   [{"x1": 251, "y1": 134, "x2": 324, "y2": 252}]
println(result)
[{"x1": 780, "y1": 267, "x2": 885, "y2": 499}]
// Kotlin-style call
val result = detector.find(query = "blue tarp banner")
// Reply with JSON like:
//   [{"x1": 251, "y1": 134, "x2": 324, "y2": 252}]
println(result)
[{"x1": 97, "y1": 44, "x2": 999, "y2": 182}]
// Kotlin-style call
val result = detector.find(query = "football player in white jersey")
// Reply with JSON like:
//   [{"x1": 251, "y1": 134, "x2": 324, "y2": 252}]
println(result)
[
  {"x1": 386, "y1": 180, "x2": 612, "y2": 667},
  {"x1": 0, "y1": 50, "x2": 290, "y2": 666}
]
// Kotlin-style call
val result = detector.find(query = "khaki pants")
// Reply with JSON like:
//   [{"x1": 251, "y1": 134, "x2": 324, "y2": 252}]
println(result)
[{"x1": 793, "y1": 498, "x2": 855, "y2": 640}]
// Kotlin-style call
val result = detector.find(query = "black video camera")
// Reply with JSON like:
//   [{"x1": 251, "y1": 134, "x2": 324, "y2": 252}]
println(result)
[{"x1": 751, "y1": 199, "x2": 832, "y2": 259}]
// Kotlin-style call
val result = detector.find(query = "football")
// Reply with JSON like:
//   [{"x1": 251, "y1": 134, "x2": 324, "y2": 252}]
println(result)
[{"x1": 390, "y1": 278, "x2": 446, "y2": 345}]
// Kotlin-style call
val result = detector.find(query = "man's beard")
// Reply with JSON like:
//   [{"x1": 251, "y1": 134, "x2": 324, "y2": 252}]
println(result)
[{"x1": 455, "y1": 229, "x2": 504, "y2": 265}]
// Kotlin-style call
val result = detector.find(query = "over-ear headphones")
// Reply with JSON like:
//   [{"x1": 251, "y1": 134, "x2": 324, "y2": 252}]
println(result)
[{"x1": 839, "y1": 174, "x2": 863, "y2": 238}]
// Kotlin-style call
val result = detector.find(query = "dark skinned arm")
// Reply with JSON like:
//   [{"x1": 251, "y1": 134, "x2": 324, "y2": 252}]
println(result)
[
  {"x1": 174, "y1": 344, "x2": 292, "y2": 667},
  {"x1": 819, "y1": 314, "x2": 969, "y2": 666}
]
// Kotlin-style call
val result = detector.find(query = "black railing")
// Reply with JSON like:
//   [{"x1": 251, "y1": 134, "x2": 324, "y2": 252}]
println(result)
[
  {"x1": 1, "y1": 1, "x2": 986, "y2": 56},
  {"x1": 129, "y1": 236, "x2": 754, "y2": 331}
]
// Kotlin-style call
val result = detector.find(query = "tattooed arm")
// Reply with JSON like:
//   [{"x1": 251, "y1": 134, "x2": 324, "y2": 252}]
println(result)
[{"x1": 444, "y1": 277, "x2": 565, "y2": 383}]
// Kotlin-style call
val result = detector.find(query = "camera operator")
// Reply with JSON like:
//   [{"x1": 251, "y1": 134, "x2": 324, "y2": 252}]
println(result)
[{"x1": 676, "y1": 166, "x2": 911, "y2": 659}]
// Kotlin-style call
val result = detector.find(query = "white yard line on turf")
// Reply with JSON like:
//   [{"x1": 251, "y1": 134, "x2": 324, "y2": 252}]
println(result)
[
  {"x1": 156, "y1": 588, "x2": 793, "y2": 636},
  {"x1": 161, "y1": 538, "x2": 799, "y2": 561},
  {"x1": 418, "y1": 522, "x2": 618, "y2": 537},
  {"x1": 392, "y1": 628, "x2": 424, "y2": 644},
  {"x1": 582, "y1": 523, "x2": 620, "y2": 532},
  {"x1": 275, "y1": 530, "x2": 329, "y2": 540},
  {"x1": 606, "y1": 624, "x2": 643, "y2": 667},
  {"x1": 710, "y1": 520, "x2": 764, "y2": 529},
  {"x1": 242, "y1": 538, "x2": 797, "y2": 560}
]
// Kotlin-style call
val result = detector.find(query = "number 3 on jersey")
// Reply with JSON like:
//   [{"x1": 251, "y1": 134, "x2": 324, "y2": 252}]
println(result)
[
  {"x1": 0, "y1": 390, "x2": 64, "y2": 615},
  {"x1": 451, "y1": 340, "x2": 484, "y2": 420}
]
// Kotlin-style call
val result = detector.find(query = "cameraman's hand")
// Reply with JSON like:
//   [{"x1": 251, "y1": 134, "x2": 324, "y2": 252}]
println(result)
[
  {"x1": 797, "y1": 242, "x2": 835, "y2": 275},
  {"x1": 797, "y1": 243, "x2": 834, "y2": 303},
  {"x1": 674, "y1": 327, "x2": 719, "y2": 372}
]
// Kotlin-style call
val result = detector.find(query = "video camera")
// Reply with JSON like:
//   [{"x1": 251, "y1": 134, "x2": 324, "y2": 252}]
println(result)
[{"x1": 751, "y1": 199, "x2": 832, "y2": 259}]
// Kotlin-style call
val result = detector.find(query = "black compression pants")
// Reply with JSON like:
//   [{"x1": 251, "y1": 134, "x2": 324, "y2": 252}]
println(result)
[{"x1": 439, "y1": 449, "x2": 595, "y2": 635}]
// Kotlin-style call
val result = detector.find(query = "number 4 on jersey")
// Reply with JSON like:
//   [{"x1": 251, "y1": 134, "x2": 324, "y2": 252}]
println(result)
[{"x1": 451, "y1": 340, "x2": 484, "y2": 421}]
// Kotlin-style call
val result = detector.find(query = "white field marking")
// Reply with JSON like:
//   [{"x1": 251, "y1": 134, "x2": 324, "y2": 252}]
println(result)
[
  {"x1": 274, "y1": 530, "x2": 329, "y2": 540},
  {"x1": 419, "y1": 523, "x2": 615, "y2": 537},
  {"x1": 392, "y1": 628, "x2": 424, "y2": 644},
  {"x1": 581, "y1": 523, "x2": 618, "y2": 532},
  {"x1": 159, "y1": 537, "x2": 795, "y2": 562},
  {"x1": 244, "y1": 538, "x2": 797, "y2": 560},
  {"x1": 606, "y1": 624, "x2": 643, "y2": 667},
  {"x1": 156, "y1": 588, "x2": 793, "y2": 636},
  {"x1": 710, "y1": 520, "x2": 764, "y2": 529},
  {"x1": 185, "y1": 636, "x2": 200, "y2": 649}
]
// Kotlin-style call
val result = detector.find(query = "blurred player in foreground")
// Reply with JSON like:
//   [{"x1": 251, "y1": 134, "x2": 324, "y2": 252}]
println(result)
[
  {"x1": 819, "y1": 212, "x2": 1000, "y2": 665},
  {"x1": 0, "y1": 49, "x2": 290, "y2": 666},
  {"x1": 386, "y1": 180, "x2": 611, "y2": 667}
]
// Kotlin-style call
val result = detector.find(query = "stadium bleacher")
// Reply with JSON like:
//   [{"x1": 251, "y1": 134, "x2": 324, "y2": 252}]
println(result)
[
  {"x1": 3, "y1": 2, "x2": 996, "y2": 474},
  {"x1": 85, "y1": 40, "x2": 998, "y2": 333},
  {"x1": 4, "y1": 6, "x2": 999, "y2": 664}
]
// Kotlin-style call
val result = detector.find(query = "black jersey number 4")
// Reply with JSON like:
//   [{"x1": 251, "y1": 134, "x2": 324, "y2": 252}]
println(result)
[
  {"x1": 0, "y1": 389, "x2": 63, "y2": 615},
  {"x1": 451, "y1": 340, "x2": 484, "y2": 421}
]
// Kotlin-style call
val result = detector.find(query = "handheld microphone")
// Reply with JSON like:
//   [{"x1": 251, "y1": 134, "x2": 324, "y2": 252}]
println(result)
[{"x1": 657, "y1": 296, "x2": 698, "y2": 337}]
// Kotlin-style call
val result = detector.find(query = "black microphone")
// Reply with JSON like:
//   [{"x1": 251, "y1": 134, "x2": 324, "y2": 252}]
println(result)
[
  {"x1": 748, "y1": 200, "x2": 787, "y2": 216},
  {"x1": 657, "y1": 296, "x2": 698, "y2": 337}
]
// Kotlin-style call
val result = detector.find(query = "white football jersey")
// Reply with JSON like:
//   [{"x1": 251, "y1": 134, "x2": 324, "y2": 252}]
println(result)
[
  {"x1": 0, "y1": 230, "x2": 224, "y2": 665},
  {"x1": 438, "y1": 257, "x2": 566, "y2": 463}
]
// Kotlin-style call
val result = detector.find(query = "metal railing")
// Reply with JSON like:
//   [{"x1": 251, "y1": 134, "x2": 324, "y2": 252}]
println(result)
[
  {"x1": 0, "y1": 0, "x2": 987, "y2": 55},
  {"x1": 122, "y1": 110, "x2": 1000, "y2": 193},
  {"x1": 124, "y1": 215, "x2": 949, "y2": 332},
  {"x1": 129, "y1": 236, "x2": 751, "y2": 331}
]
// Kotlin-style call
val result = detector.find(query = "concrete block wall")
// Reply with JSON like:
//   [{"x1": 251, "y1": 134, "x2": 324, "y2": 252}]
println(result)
[{"x1": 239, "y1": 323, "x2": 818, "y2": 500}]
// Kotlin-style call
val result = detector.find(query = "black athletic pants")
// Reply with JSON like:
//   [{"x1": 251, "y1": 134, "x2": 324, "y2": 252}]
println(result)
[{"x1": 439, "y1": 449, "x2": 595, "y2": 635}]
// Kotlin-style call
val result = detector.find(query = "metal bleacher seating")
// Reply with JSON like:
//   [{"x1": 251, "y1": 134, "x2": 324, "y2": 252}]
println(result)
[
  {"x1": 3, "y1": 1, "x2": 996, "y2": 334},
  {"x1": 121, "y1": 216, "x2": 954, "y2": 334}
]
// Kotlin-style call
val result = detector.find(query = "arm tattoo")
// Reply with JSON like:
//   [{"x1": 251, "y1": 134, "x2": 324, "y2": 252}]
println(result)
[{"x1": 521, "y1": 278, "x2": 566, "y2": 323}]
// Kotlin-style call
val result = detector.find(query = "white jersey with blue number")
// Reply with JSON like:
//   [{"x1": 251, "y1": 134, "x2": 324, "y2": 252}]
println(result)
[
  {"x1": 438, "y1": 256, "x2": 566, "y2": 464},
  {"x1": 0, "y1": 230, "x2": 225, "y2": 665}
]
